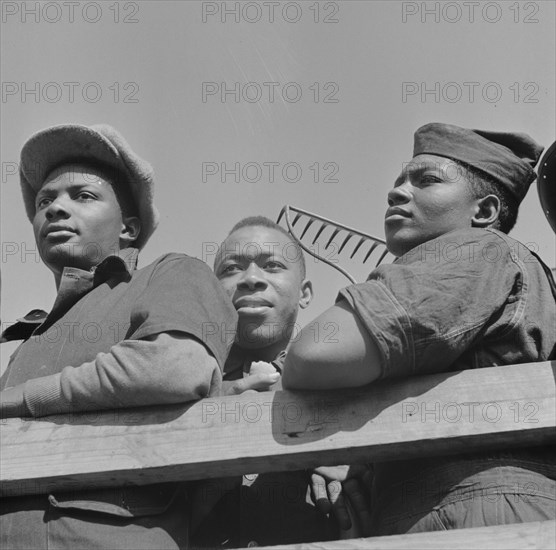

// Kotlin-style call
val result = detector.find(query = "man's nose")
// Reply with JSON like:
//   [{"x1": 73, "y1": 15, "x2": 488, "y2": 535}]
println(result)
[
  {"x1": 387, "y1": 181, "x2": 412, "y2": 206},
  {"x1": 238, "y1": 263, "x2": 268, "y2": 290},
  {"x1": 44, "y1": 197, "x2": 71, "y2": 220}
]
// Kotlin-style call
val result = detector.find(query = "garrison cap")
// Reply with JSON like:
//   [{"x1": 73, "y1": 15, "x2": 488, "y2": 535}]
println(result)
[{"x1": 413, "y1": 122, "x2": 544, "y2": 204}]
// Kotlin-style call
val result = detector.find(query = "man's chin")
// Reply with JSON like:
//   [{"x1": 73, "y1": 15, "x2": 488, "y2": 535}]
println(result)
[
  {"x1": 236, "y1": 323, "x2": 279, "y2": 349},
  {"x1": 40, "y1": 245, "x2": 94, "y2": 272}
]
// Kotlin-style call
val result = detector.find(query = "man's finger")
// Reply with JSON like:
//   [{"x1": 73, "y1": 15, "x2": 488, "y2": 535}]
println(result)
[
  {"x1": 328, "y1": 480, "x2": 351, "y2": 531},
  {"x1": 343, "y1": 478, "x2": 372, "y2": 536},
  {"x1": 310, "y1": 473, "x2": 332, "y2": 515},
  {"x1": 229, "y1": 373, "x2": 280, "y2": 394}
]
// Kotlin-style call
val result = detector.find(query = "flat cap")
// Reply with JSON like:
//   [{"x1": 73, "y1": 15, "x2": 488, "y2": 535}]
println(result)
[
  {"x1": 413, "y1": 122, "x2": 544, "y2": 204},
  {"x1": 19, "y1": 123, "x2": 159, "y2": 249}
]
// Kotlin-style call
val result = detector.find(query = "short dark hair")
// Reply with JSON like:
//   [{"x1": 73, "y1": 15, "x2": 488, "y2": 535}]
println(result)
[
  {"x1": 224, "y1": 215, "x2": 306, "y2": 278},
  {"x1": 456, "y1": 160, "x2": 520, "y2": 234}
]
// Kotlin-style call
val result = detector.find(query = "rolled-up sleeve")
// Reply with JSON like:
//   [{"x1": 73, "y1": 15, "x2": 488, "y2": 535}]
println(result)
[
  {"x1": 21, "y1": 254, "x2": 238, "y2": 417},
  {"x1": 128, "y1": 255, "x2": 237, "y2": 370},
  {"x1": 337, "y1": 230, "x2": 523, "y2": 379}
]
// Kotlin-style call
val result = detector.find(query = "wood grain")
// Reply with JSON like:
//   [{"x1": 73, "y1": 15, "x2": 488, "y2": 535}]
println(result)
[
  {"x1": 1, "y1": 361, "x2": 554, "y2": 496},
  {"x1": 256, "y1": 520, "x2": 556, "y2": 549}
]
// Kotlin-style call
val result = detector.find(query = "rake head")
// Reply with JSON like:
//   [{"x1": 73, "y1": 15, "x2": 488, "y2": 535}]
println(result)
[{"x1": 277, "y1": 205, "x2": 391, "y2": 284}]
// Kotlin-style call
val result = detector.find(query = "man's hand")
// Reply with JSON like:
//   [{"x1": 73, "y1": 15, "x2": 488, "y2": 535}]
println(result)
[
  {"x1": 222, "y1": 361, "x2": 280, "y2": 395},
  {"x1": 310, "y1": 464, "x2": 373, "y2": 537},
  {"x1": 0, "y1": 385, "x2": 26, "y2": 418}
]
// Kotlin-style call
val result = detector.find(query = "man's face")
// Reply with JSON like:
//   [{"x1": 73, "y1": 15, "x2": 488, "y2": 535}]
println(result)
[
  {"x1": 33, "y1": 165, "x2": 126, "y2": 275},
  {"x1": 384, "y1": 154, "x2": 479, "y2": 257},
  {"x1": 215, "y1": 226, "x2": 311, "y2": 349}
]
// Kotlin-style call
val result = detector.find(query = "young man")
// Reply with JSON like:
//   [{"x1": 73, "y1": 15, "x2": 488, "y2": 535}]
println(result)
[
  {"x1": 0, "y1": 124, "x2": 237, "y2": 549},
  {"x1": 283, "y1": 123, "x2": 556, "y2": 534},
  {"x1": 192, "y1": 217, "x2": 350, "y2": 547},
  {"x1": 193, "y1": 217, "x2": 372, "y2": 546},
  {"x1": 217, "y1": 216, "x2": 313, "y2": 392}
]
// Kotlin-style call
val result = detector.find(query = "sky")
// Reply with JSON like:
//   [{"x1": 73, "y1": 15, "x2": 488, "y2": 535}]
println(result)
[{"x1": 1, "y1": 0, "x2": 555, "y2": 371}]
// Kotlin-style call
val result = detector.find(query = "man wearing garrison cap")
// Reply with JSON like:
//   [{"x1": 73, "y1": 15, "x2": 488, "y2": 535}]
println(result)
[
  {"x1": 283, "y1": 123, "x2": 556, "y2": 534},
  {"x1": 0, "y1": 124, "x2": 237, "y2": 549}
]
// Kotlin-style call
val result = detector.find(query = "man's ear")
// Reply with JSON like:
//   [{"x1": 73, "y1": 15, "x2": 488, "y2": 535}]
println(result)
[
  {"x1": 120, "y1": 216, "x2": 141, "y2": 246},
  {"x1": 299, "y1": 279, "x2": 313, "y2": 309},
  {"x1": 472, "y1": 194, "x2": 500, "y2": 228}
]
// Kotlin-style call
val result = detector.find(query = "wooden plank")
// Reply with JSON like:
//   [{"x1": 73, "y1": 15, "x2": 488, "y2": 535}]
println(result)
[
  {"x1": 256, "y1": 520, "x2": 556, "y2": 550},
  {"x1": 1, "y1": 362, "x2": 555, "y2": 496}
]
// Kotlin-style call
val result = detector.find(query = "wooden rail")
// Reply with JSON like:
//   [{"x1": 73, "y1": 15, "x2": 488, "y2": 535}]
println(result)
[
  {"x1": 1, "y1": 361, "x2": 555, "y2": 497},
  {"x1": 260, "y1": 520, "x2": 556, "y2": 549}
]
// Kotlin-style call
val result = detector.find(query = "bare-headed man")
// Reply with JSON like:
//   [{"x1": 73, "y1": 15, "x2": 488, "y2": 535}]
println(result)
[{"x1": 192, "y1": 216, "x2": 355, "y2": 547}]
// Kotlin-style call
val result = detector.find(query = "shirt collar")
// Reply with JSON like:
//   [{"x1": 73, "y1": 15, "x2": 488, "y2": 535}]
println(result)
[
  {"x1": 0, "y1": 248, "x2": 139, "y2": 342},
  {"x1": 223, "y1": 347, "x2": 287, "y2": 378}
]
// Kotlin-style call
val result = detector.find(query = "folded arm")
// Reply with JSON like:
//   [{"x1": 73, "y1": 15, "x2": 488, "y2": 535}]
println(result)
[{"x1": 0, "y1": 331, "x2": 220, "y2": 418}]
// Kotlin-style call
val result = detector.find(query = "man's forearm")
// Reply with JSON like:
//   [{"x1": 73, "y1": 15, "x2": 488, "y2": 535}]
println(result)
[{"x1": 13, "y1": 332, "x2": 219, "y2": 418}]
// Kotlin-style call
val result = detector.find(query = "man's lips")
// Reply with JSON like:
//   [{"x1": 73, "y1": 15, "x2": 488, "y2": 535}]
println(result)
[
  {"x1": 385, "y1": 207, "x2": 411, "y2": 220},
  {"x1": 43, "y1": 225, "x2": 77, "y2": 238},
  {"x1": 234, "y1": 297, "x2": 273, "y2": 311}
]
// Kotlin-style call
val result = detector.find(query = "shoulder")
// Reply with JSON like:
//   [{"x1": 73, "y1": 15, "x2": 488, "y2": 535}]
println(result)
[
  {"x1": 136, "y1": 253, "x2": 214, "y2": 277},
  {"x1": 141, "y1": 252, "x2": 210, "y2": 270},
  {"x1": 128, "y1": 253, "x2": 220, "y2": 293},
  {"x1": 395, "y1": 228, "x2": 520, "y2": 267}
]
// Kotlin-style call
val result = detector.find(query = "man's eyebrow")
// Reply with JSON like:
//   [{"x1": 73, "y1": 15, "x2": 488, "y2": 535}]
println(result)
[
  {"x1": 36, "y1": 188, "x2": 55, "y2": 198},
  {"x1": 396, "y1": 162, "x2": 436, "y2": 184},
  {"x1": 37, "y1": 182, "x2": 98, "y2": 196},
  {"x1": 218, "y1": 250, "x2": 282, "y2": 262}
]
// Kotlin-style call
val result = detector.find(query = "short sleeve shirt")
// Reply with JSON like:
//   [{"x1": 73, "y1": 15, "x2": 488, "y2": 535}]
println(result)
[
  {"x1": 3, "y1": 252, "x2": 237, "y2": 388},
  {"x1": 337, "y1": 228, "x2": 555, "y2": 379}
]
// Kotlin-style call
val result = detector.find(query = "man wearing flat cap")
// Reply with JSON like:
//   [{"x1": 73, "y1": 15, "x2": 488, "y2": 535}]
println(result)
[
  {"x1": 283, "y1": 123, "x2": 556, "y2": 534},
  {"x1": 0, "y1": 124, "x2": 237, "y2": 549}
]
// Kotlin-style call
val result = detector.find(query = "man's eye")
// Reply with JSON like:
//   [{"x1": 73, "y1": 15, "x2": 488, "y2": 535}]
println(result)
[
  {"x1": 420, "y1": 175, "x2": 442, "y2": 184},
  {"x1": 36, "y1": 198, "x2": 52, "y2": 209},
  {"x1": 222, "y1": 264, "x2": 242, "y2": 274},
  {"x1": 76, "y1": 192, "x2": 96, "y2": 201},
  {"x1": 264, "y1": 261, "x2": 284, "y2": 270}
]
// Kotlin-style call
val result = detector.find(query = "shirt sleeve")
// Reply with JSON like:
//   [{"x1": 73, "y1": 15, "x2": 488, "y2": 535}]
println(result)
[
  {"x1": 22, "y1": 333, "x2": 222, "y2": 417},
  {"x1": 127, "y1": 254, "x2": 237, "y2": 370},
  {"x1": 337, "y1": 230, "x2": 524, "y2": 379},
  {"x1": 20, "y1": 254, "x2": 237, "y2": 417}
]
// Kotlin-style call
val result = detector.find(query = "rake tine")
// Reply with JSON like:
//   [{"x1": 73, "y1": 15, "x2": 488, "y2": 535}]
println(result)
[
  {"x1": 312, "y1": 222, "x2": 329, "y2": 245},
  {"x1": 300, "y1": 219, "x2": 316, "y2": 240},
  {"x1": 350, "y1": 237, "x2": 367, "y2": 259},
  {"x1": 363, "y1": 241, "x2": 380, "y2": 263},
  {"x1": 325, "y1": 228, "x2": 342, "y2": 250},
  {"x1": 338, "y1": 233, "x2": 354, "y2": 254},
  {"x1": 292, "y1": 213, "x2": 303, "y2": 226},
  {"x1": 376, "y1": 248, "x2": 389, "y2": 266}
]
